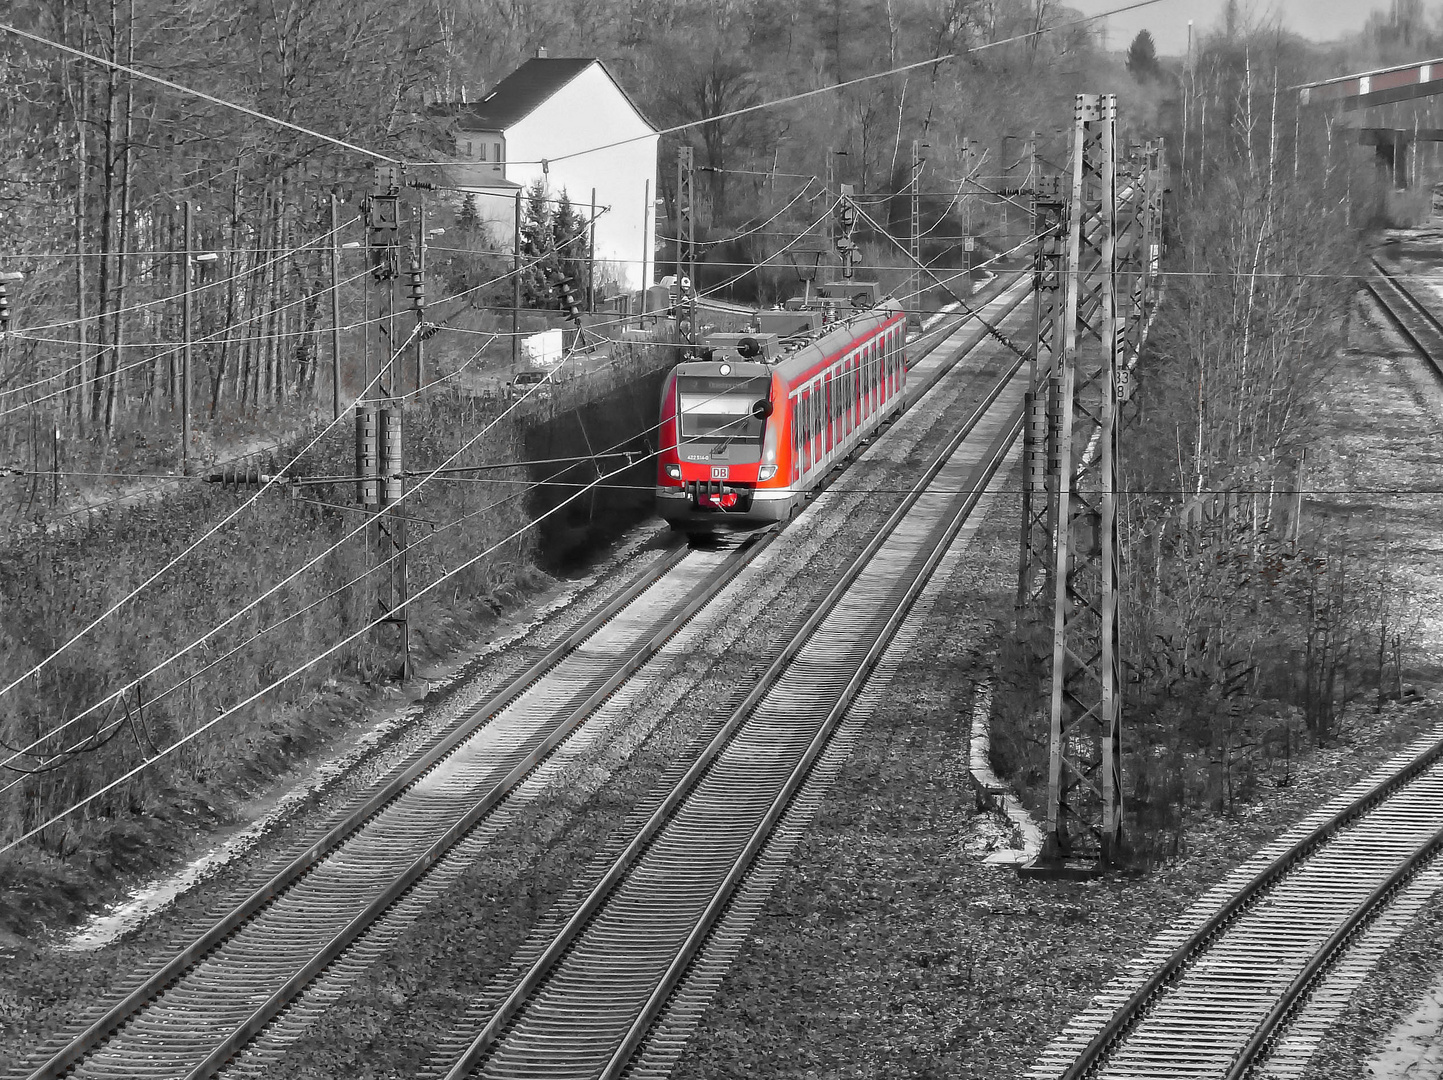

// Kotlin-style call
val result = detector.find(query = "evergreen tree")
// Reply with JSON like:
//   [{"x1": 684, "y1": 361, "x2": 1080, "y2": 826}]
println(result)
[
  {"x1": 549, "y1": 189, "x2": 590, "y2": 303},
  {"x1": 1126, "y1": 30, "x2": 1160, "y2": 82},
  {"x1": 519, "y1": 178, "x2": 554, "y2": 308},
  {"x1": 456, "y1": 194, "x2": 480, "y2": 234}
]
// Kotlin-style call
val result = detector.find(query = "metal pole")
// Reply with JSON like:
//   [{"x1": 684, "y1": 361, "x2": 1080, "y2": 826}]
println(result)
[
  {"x1": 512, "y1": 189, "x2": 522, "y2": 376},
  {"x1": 75, "y1": 204, "x2": 87, "y2": 437},
  {"x1": 415, "y1": 195, "x2": 425, "y2": 396},
  {"x1": 330, "y1": 192, "x2": 342, "y2": 421},
  {"x1": 675, "y1": 148, "x2": 685, "y2": 283},
  {"x1": 641, "y1": 178, "x2": 650, "y2": 300},
  {"x1": 910, "y1": 139, "x2": 921, "y2": 321},
  {"x1": 588, "y1": 187, "x2": 597, "y2": 312},
  {"x1": 686, "y1": 158, "x2": 696, "y2": 296},
  {"x1": 181, "y1": 200, "x2": 192, "y2": 476}
]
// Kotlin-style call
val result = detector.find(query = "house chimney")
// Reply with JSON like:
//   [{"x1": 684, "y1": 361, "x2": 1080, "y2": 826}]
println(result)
[{"x1": 537, "y1": 46, "x2": 548, "y2": 58}]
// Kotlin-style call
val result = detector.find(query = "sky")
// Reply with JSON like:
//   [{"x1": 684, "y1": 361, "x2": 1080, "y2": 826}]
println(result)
[{"x1": 1071, "y1": 0, "x2": 1383, "y2": 57}]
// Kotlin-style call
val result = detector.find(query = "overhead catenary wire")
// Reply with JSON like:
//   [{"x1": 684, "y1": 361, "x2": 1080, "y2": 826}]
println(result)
[
  {"x1": 0, "y1": 213, "x2": 606, "y2": 421},
  {"x1": 0, "y1": 329, "x2": 419, "y2": 710},
  {"x1": 0, "y1": 386, "x2": 768, "y2": 817},
  {"x1": 5, "y1": 213, "x2": 362, "y2": 338},
  {"x1": 0, "y1": 273, "x2": 995, "y2": 777},
  {"x1": 0, "y1": 219, "x2": 1022, "y2": 754},
  {"x1": 0, "y1": 324, "x2": 636, "y2": 774},
  {"x1": 0, "y1": 267, "x2": 375, "y2": 412},
  {"x1": 1, "y1": 287, "x2": 1003, "y2": 787},
  {"x1": 654, "y1": 178, "x2": 817, "y2": 247},
  {"x1": 3, "y1": 282, "x2": 958, "y2": 778}
]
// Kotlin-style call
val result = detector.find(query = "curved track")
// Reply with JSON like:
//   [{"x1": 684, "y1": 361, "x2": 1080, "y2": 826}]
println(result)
[
  {"x1": 1032, "y1": 731, "x2": 1443, "y2": 1080},
  {"x1": 1367, "y1": 255, "x2": 1443, "y2": 382}
]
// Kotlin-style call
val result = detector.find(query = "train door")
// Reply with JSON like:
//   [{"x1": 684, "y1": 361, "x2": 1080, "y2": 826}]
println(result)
[
  {"x1": 853, "y1": 356, "x2": 860, "y2": 428},
  {"x1": 864, "y1": 343, "x2": 873, "y2": 417},
  {"x1": 802, "y1": 389, "x2": 813, "y2": 470},
  {"x1": 886, "y1": 331, "x2": 896, "y2": 397},
  {"x1": 824, "y1": 376, "x2": 833, "y2": 454},
  {"x1": 872, "y1": 339, "x2": 880, "y2": 410},
  {"x1": 860, "y1": 343, "x2": 871, "y2": 415},
  {"x1": 811, "y1": 387, "x2": 822, "y2": 465},
  {"x1": 850, "y1": 357, "x2": 858, "y2": 431},
  {"x1": 796, "y1": 395, "x2": 808, "y2": 482}
]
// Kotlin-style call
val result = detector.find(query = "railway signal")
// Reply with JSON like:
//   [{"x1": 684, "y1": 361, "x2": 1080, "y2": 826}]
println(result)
[{"x1": 836, "y1": 184, "x2": 860, "y2": 279}]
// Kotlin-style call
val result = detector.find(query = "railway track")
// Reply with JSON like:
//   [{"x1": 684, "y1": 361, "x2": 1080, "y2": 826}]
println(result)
[
  {"x1": 16, "y1": 276, "x2": 1034, "y2": 1080},
  {"x1": 432, "y1": 314, "x2": 1029, "y2": 1080},
  {"x1": 1028, "y1": 727, "x2": 1443, "y2": 1080},
  {"x1": 1366, "y1": 255, "x2": 1443, "y2": 381}
]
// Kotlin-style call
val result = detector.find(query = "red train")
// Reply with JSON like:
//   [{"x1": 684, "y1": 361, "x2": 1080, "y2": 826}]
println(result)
[{"x1": 656, "y1": 287, "x2": 907, "y2": 532}]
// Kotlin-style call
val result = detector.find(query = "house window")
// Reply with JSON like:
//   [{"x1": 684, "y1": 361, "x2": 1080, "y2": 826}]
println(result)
[
  {"x1": 478, "y1": 141, "x2": 487, "y2": 161},
  {"x1": 494, "y1": 142, "x2": 503, "y2": 163},
  {"x1": 462, "y1": 140, "x2": 473, "y2": 157}
]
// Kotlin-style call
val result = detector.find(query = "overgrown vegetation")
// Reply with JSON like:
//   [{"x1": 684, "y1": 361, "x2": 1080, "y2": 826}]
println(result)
[{"x1": 993, "y1": 18, "x2": 1433, "y2": 866}]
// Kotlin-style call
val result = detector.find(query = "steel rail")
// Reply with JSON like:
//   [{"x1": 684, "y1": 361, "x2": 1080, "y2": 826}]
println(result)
[
  {"x1": 441, "y1": 347, "x2": 1029, "y2": 1080},
  {"x1": 603, "y1": 410, "x2": 1025, "y2": 1080},
  {"x1": 1366, "y1": 256, "x2": 1443, "y2": 382},
  {"x1": 26, "y1": 272, "x2": 1034, "y2": 1080},
  {"x1": 1057, "y1": 732, "x2": 1443, "y2": 1080},
  {"x1": 1223, "y1": 819, "x2": 1443, "y2": 1078},
  {"x1": 24, "y1": 537, "x2": 764, "y2": 1080},
  {"x1": 175, "y1": 539, "x2": 780, "y2": 1080}
]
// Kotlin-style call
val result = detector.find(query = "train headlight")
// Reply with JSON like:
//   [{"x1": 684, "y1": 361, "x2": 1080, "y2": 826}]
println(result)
[
  {"x1": 664, "y1": 463, "x2": 682, "y2": 480},
  {"x1": 757, "y1": 465, "x2": 777, "y2": 481}
]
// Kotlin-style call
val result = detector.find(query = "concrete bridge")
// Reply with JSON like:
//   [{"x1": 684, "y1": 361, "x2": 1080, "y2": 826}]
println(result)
[{"x1": 1298, "y1": 58, "x2": 1443, "y2": 188}]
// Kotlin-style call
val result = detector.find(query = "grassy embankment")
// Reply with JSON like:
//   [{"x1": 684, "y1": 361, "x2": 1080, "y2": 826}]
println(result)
[{"x1": 0, "y1": 340, "x2": 674, "y2": 935}]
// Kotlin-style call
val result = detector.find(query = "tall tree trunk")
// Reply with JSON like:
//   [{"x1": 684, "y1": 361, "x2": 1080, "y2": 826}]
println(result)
[
  {"x1": 65, "y1": 2, "x2": 90, "y2": 440},
  {"x1": 213, "y1": 167, "x2": 244, "y2": 417},
  {"x1": 106, "y1": 0, "x2": 137, "y2": 432},
  {"x1": 92, "y1": 0, "x2": 120, "y2": 432}
]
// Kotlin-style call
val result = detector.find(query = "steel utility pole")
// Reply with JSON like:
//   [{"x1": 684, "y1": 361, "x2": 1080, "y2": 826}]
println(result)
[
  {"x1": 588, "y1": 187, "x2": 597, "y2": 312},
  {"x1": 181, "y1": 201, "x2": 193, "y2": 475},
  {"x1": 1023, "y1": 93, "x2": 1125, "y2": 876},
  {"x1": 910, "y1": 139, "x2": 922, "y2": 323},
  {"x1": 413, "y1": 195, "x2": 426, "y2": 397},
  {"x1": 363, "y1": 163, "x2": 410, "y2": 682},
  {"x1": 1017, "y1": 168, "x2": 1066, "y2": 622},
  {"x1": 676, "y1": 145, "x2": 694, "y2": 287},
  {"x1": 512, "y1": 190, "x2": 522, "y2": 376},
  {"x1": 330, "y1": 192, "x2": 342, "y2": 421}
]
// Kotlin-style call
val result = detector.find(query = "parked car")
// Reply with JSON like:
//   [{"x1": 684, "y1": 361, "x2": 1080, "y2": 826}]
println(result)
[{"x1": 508, "y1": 370, "x2": 552, "y2": 400}]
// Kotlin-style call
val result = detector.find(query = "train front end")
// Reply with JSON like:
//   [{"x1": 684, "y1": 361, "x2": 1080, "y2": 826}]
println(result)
[{"x1": 655, "y1": 338, "x2": 794, "y2": 533}]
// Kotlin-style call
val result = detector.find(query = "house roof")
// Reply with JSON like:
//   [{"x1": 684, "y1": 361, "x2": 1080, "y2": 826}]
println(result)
[{"x1": 438, "y1": 57, "x2": 656, "y2": 133}]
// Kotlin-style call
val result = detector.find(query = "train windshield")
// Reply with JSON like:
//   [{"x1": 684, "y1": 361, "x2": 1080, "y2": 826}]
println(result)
[{"x1": 676, "y1": 376, "x2": 771, "y2": 446}]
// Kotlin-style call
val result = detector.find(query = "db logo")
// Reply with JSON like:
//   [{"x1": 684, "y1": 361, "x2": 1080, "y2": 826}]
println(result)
[{"x1": 710, "y1": 466, "x2": 729, "y2": 479}]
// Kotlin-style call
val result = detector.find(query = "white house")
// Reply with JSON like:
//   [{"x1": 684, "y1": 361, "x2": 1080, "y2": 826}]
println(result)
[{"x1": 437, "y1": 56, "x2": 659, "y2": 293}]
